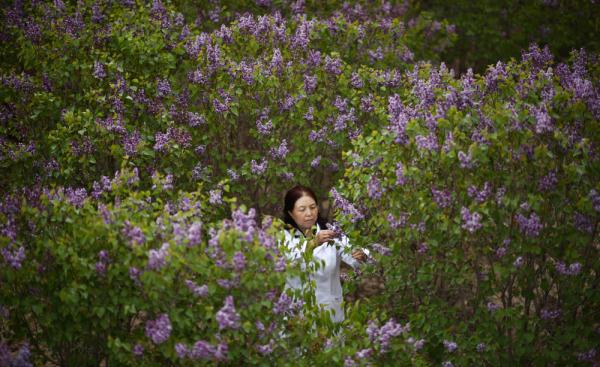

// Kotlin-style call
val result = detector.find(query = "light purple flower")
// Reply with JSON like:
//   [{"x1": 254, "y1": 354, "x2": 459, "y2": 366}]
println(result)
[
  {"x1": 145, "y1": 313, "x2": 172, "y2": 344},
  {"x1": 443, "y1": 340, "x2": 458, "y2": 353},
  {"x1": 515, "y1": 212, "x2": 543, "y2": 237},
  {"x1": 216, "y1": 296, "x2": 240, "y2": 330},
  {"x1": 458, "y1": 151, "x2": 473, "y2": 169},
  {"x1": 367, "y1": 176, "x2": 383, "y2": 199},
  {"x1": 93, "y1": 61, "x2": 106, "y2": 79},
  {"x1": 132, "y1": 343, "x2": 144, "y2": 357},
  {"x1": 147, "y1": 243, "x2": 169, "y2": 270},
  {"x1": 2, "y1": 245, "x2": 25, "y2": 269},
  {"x1": 461, "y1": 207, "x2": 482, "y2": 233},
  {"x1": 185, "y1": 280, "x2": 209, "y2": 297},
  {"x1": 324, "y1": 55, "x2": 342, "y2": 75}
]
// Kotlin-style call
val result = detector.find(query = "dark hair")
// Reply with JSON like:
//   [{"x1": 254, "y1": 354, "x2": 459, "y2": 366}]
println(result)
[{"x1": 283, "y1": 185, "x2": 327, "y2": 233}]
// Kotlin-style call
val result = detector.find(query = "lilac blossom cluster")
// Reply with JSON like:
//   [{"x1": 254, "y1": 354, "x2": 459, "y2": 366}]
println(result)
[
  {"x1": 467, "y1": 182, "x2": 492, "y2": 203},
  {"x1": 515, "y1": 212, "x2": 543, "y2": 237},
  {"x1": 443, "y1": 340, "x2": 458, "y2": 353},
  {"x1": 95, "y1": 250, "x2": 110, "y2": 276},
  {"x1": 367, "y1": 176, "x2": 384, "y2": 199},
  {"x1": 460, "y1": 207, "x2": 482, "y2": 233},
  {"x1": 145, "y1": 313, "x2": 172, "y2": 344},
  {"x1": 216, "y1": 295, "x2": 240, "y2": 330},
  {"x1": 1, "y1": 245, "x2": 26, "y2": 269},
  {"x1": 325, "y1": 222, "x2": 344, "y2": 239},
  {"x1": 555, "y1": 261, "x2": 582, "y2": 276},
  {"x1": 147, "y1": 243, "x2": 169, "y2": 270},
  {"x1": 174, "y1": 340, "x2": 229, "y2": 361},
  {"x1": 366, "y1": 319, "x2": 409, "y2": 353},
  {"x1": 431, "y1": 187, "x2": 452, "y2": 208},
  {"x1": 272, "y1": 292, "x2": 304, "y2": 316},
  {"x1": 185, "y1": 279, "x2": 208, "y2": 297},
  {"x1": 330, "y1": 188, "x2": 364, "y2": 223}
]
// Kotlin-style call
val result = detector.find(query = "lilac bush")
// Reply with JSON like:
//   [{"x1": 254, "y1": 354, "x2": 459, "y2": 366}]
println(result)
[{"x1": 333, "y1": 46, "x2": 599, "y2": 366}]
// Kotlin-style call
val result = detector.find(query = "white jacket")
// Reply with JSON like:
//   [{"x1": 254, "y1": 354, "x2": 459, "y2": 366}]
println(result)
[{"x1": 282, "y1": 223, "x2": 360, "y2": 323}]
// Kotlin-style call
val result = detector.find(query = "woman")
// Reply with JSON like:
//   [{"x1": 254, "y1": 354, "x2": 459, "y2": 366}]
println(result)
[{"x1": 281, "y1": 185, "x2": 366, "y2": 323}]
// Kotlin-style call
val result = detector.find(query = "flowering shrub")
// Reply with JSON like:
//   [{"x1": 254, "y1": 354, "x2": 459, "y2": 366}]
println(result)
[
  {"x1": 0, "y1": 0, "x2": 454, "y2": 215},
  {"x1": 1, "y1": 1, "x2": 598, "y2": 366},
  {"x1": 333, "y1": 46, "x2": 599, "y2": 365}
]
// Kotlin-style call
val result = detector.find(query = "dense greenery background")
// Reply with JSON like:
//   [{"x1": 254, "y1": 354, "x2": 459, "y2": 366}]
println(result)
[{"x1": 1, "y1": 1, "x2": 598, "y2": 366}]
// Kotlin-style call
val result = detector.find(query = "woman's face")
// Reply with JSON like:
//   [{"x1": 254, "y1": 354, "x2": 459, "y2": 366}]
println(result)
[{"x1": 289, "y1": 194, "x2": 318, "y2": 232}]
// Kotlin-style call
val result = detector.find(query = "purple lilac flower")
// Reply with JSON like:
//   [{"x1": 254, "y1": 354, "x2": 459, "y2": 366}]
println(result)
[
  {"x1": 175, "y1": 343, "x2": 189, "y2": 358},
  {"x1": 156, "y1": 78, "x2": 171, "y2": 98},
  {"x1": 372, "y1": 243, "x2": 391, "y2": 256},
  {"x1": 228, "y1": 169, "x2": 239, "y2": 181},
  {"x1": 123, "y1": 221, "x2": 145, "y2": 245},
  {"x1": 154, "y1": 131, "x2": 170, "y2": 152},
  {"x1": 355, "y1": 348, "x2": 373, "y2": 359},
  {"x1": 191, "y1": 340, "x2": 216, "y2": 359},
  {"x1": 458, "y1": 151, "x2": 473, "y2": 169},
  {"x1": 324, "y1": 55, "x2": 342, "y2": 75},
  {"x1": 188, "y1": 222, "x2": 201, "y2": 247},
  {"x1": 65, "y1": 187, "x2": 87, "y2": 207},
  {"x1": 555, "y1": 261, "x2": 582, "y2": 275},
  {"x1": 442, "y1": 362, "x2": 454, "y2": 367},
  {"x1": 132, "y1": 343, "x2": 144, "y2": 357},
  {"x1": 209, "y1": 189, "x2": 223, "y2": 205},
  {"x1": 93, "y1": 61, "x2": 106, "y2": 79},
  {"x1": 515, "y1": 213, "x2": 543, "y2": 237},
  {"x1": 514, "y1": 256, "x2": 524, "y2": 268},
  {"x1": 540, "y1": 308, "x2": 561, "y2": 320},
  {"x1": 573, "y1": 212, "x2": 593, "y2": 234},
  {"x1": 145, "y1": 313, "x2": 172, "y2": 344},
  {"x1": 232, "y1": 251, "x2": 246, "y2": 271},
  {"x1": 431, "y1": 187, "x2": 452, "y2": 208},
  {"x1": 273, "y1": 292, "x2": 303, "y2": 315},
  {"x1": 367, "y1": 176, "x2": 383, "y2": 199},
  {"x1": 414, "y1": 339, "x2": 426, "y2": 351},
  {"x1": 330, "y1": 188, "x2": 364, "y2": 223},
  {"x1": 443, "y1": 340, "x2": 458, "y2": 353},
  {"x1": 256, "y1": 119, "x2": 272, "y2": 135},
  {"x1": 147, "y1": 243, "x2": 169, "y2": 270},
  {"x1": 350, "y1": 72, "x2": 363, "y2": 88},
  {"x1": 306, "y1": 49, "x2": 321, "y2": 68},
  {"x1": 415, "y1": 134, "x2": 439, "y2": 151},
  {"x1": 270, "y1": 139, "x2": 289, "y2": 159},
  {"x1": 123, "y1": 130, "x2": 141, "y2": 156},
  {"x1": 274, "y1": 256, "x2": 286, "y2": 272},
  {"x1": 476, "y1": 343, "x2": 486, "y2": 352},
  {"x1": 303, "y1": 74, "x2": 317, "y2": 94},
  {"x1": 185, "y1": 280, "x2": 209, "y2": 297},
  {"x1": 532, "y1": 103, "x2": 553, "y2": 134},
  {"x1": 360, "y1": 94, "x2": 374, "y2": 112},
  {"x1": 387, "y1": 213, "x2": 408, "y2": 229},
  {"x1": 576, "y1": 348, "x2": 597, "y2": 362},
  {"x1": 344, "y1": 357, "x2": 357, "y2": 367},
  {"x1": 188, "y1": 112, "x2": 205, "y2": 127},
  {"x1": 1, "y1": 245, "x2": 25, "y2": 269},
  {"x1": 487, "y1": 302, "x2": 500, "y2": 312},
  {"x1": 310, "y1": 155, "x2": 321, "y2": 168},
  {"x1": 589, "y1": 189, "x2": 600, "y2": 212},
  {"x1": 257, "y1": 340, "x2": 275, "y2": 355},
  {"x1": 377, "y1": 319, "x2": 406, "y2": 353},
  {"x1": 395, "y1": 163, "x2": 407, "y2": 185},
  {"x1": 251, "y1": 159, "x2": 268, "y2": 175},
  {"x1": 467, "y1": 182, "x2": 492, "y2": 203},
  {"x1": 270, "y1": 48, "x2": 283, "y2": 75},
  {"x1": 216, "y1": 296, "x2": 240, "y2": 330},
  {"x1": 461, "y1": 207, "x2": 482, "y2": 233}
]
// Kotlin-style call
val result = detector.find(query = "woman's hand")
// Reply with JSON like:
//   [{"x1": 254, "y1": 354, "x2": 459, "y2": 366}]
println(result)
[
  {"x1": 315, "y1": 230, "x2": 336, "y2": 245},
  {"x1": 352, "y1": 250, "x2": 367, "y2": 262}
]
